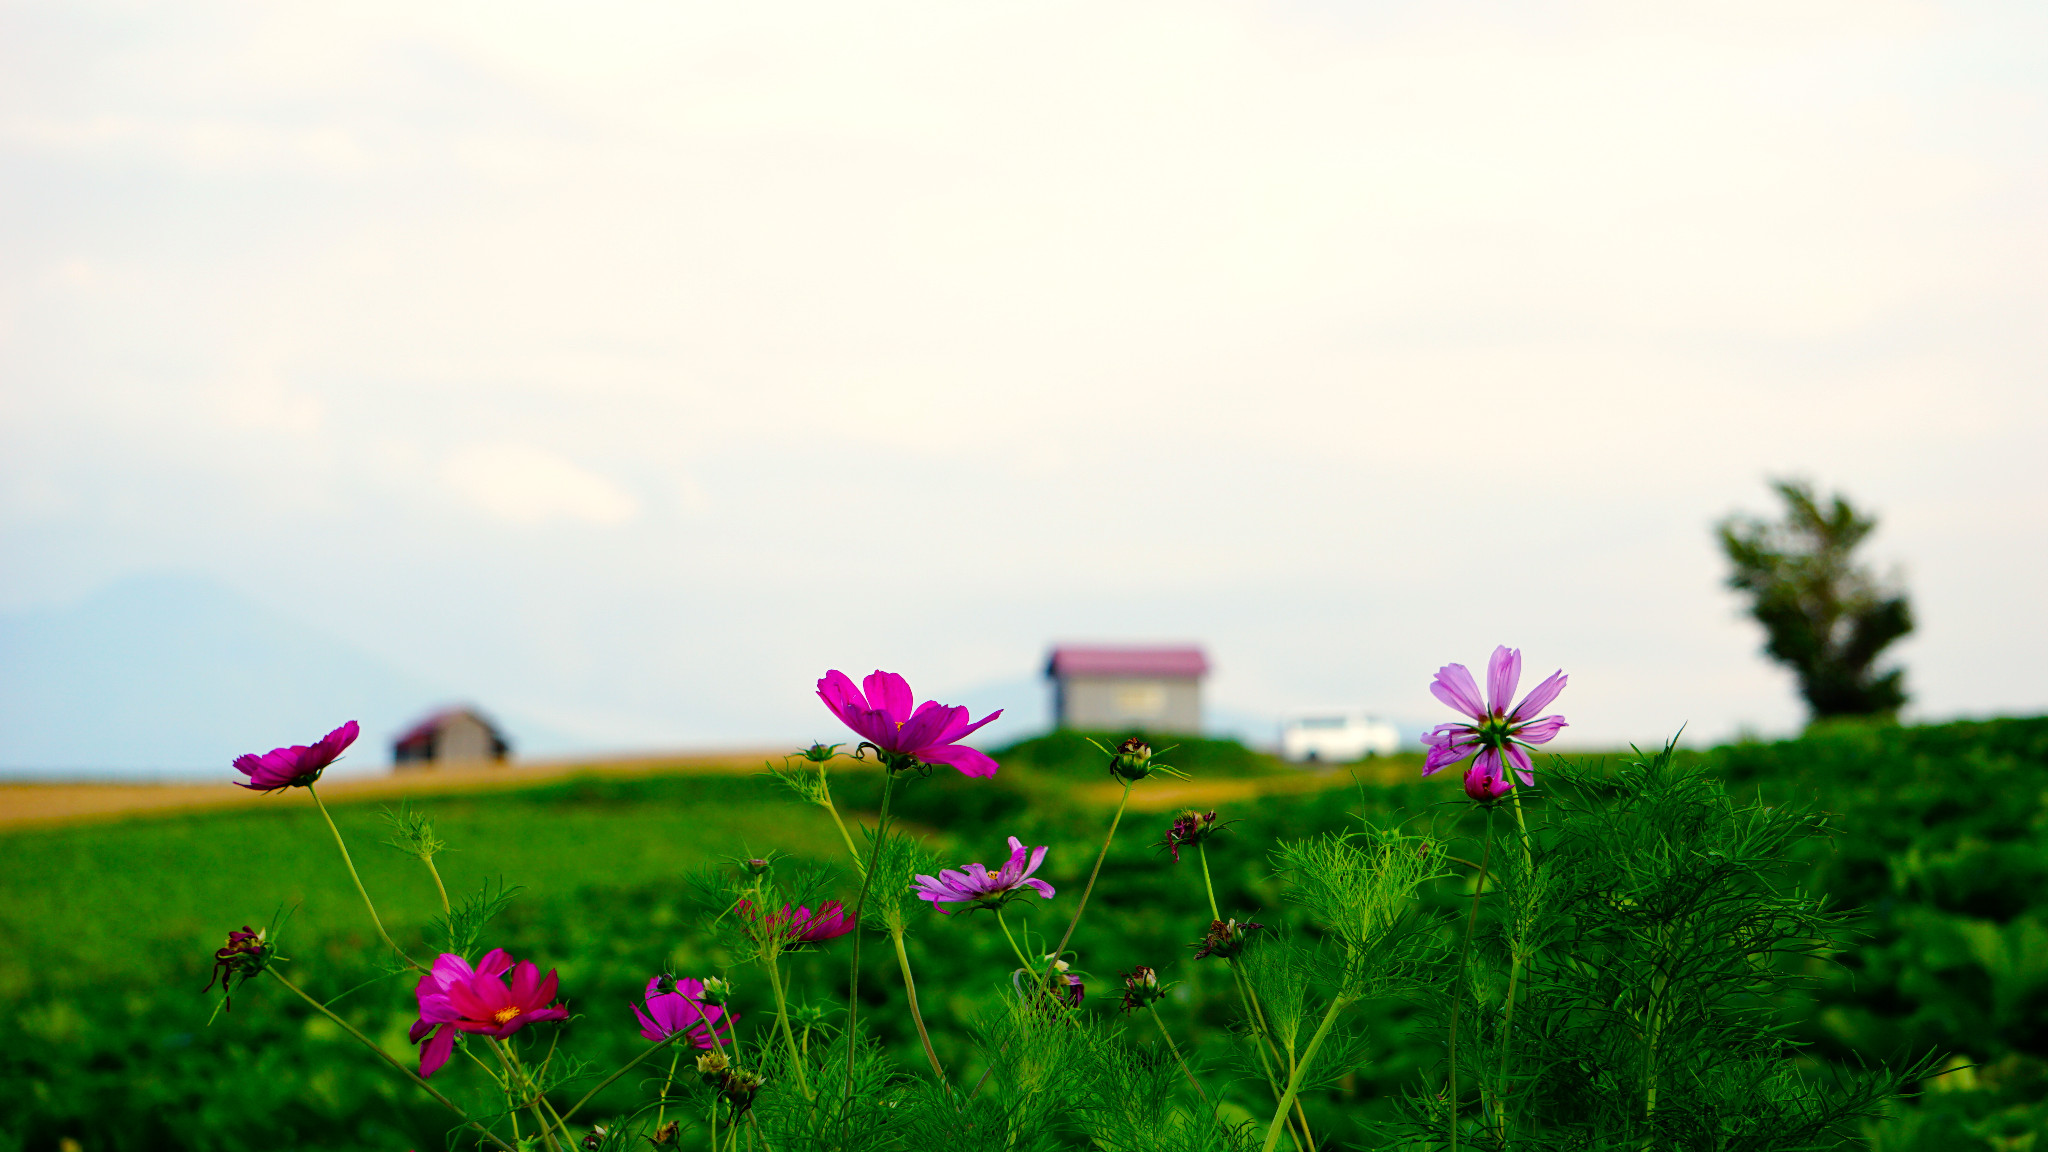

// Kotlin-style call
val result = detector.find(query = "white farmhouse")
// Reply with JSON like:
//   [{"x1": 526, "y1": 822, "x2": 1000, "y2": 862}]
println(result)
[{"x1": 1280, "y1": 709, "x2": 1401, "y2": 763}]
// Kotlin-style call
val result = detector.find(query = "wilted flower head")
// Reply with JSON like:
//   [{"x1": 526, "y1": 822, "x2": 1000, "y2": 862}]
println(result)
[
  {"x1": 201, "y1": 925, "x2": 274, "y2": 1010},
  {"x1": 914, "y1": 836, "x2": 1056, "y2": 914},
  {"x1": 696, "y1": 1052, "x2": 765, "y2": 1113},
  {"x1": 697, "y1": 976, "x2": 733, "y2": 1007},
  {"x1": 410, "y1": 949, "x2": 569, "y2": 1078},
  {"x1": 736, "y1": 900, "x2": 855, "y2": 949},
  {"x1": 816, "y1": 669, "x2": 1002, "y2": 776},
  {"x1": 1422, "y1": 646, "x2": 1568, "y2": 794},
  {"x1": 231, "y1": 721, "x2": 359, "y2": 792},
  {"x1": 649, "y1": 1121, "x2": 679, "y2": 1146},
  {"x1": 1120, "y1": 966, "x2": 1168, "y2": 1012},
  {"x1": 1193, "y1": 917, "x2": 1266, "y2": 960},
  {"x1": 579, "y1": 1128, "x2": 608, "y2": 1151},
  {"x1": 1110, "y1": 737, "x2": 1154, "y2": 780},
  {"x1": 1158, "y1": 809, "x2": 1229, "y2": 862},
  {"x1": 696, "y1": 1050, "x2": 730, "y2": 1080},
  {"x1": 634, "y1": 976, "x2": 736, "y2": 1050}
]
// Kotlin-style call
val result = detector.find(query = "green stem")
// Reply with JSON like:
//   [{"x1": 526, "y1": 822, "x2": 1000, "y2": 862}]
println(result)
[
  {"x1": 264, "y1": 969, "x2": 514, "y2": 1152},
  {"x1": 556, "y1": 1035, "x2": 679, "y2": 1126},
  {"x1": 655, "y1": 1047, "x2": 683, "y2": 1133},
  {"x1": 763, "y1": 946, "x2": 814, "y2": 1099},
  {"x1": 1259, "y1": 993, "x2": 1355, "y2": 1152},
  {"x1": 840, "y1": 768, "x2": 900, "y2": 1131},
  {"x1": 1447, "y1": 807, "x2": 1495, "y2": 1152},
  {"x1": 306, "y1": 784, "x2": 417, "y2": 969},
  {"x1": 1040, "y1": 780, "x2": 1132, "y2": 990},
  {"x1": 891, "y1": 925, "x2": 949, "y2": 1088},
  {"x1": 1151, "y1": 1009, "x2": 1208, "y2": 1101},
  {"x1": 495, "y1": 1038, "x2": 562, "y2": 1152},
  {"x1": 1205, "y1": 842, "x2": 1308, "y2": 1151},
  {"x1": 1197, "y1": 842, "x2": 1223, "y2": 921},
  {"x1": 821, "y1": 790, "x2": 865, "y2": 876},
  {"x1": 994, "y1": 909, "x2": 1037, "y2": 974},
  {"x1": 423, "y1": 853, "x2": 453, "y2": 917}
]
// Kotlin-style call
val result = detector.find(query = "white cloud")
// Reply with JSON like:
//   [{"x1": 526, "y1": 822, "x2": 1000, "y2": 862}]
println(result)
[{"x1": 441, "y1": 443, "x2": 638, "y2": 526}]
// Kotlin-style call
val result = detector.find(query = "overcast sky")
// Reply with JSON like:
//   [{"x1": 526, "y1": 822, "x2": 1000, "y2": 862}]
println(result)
[{"x1": 3, "y1": 0, "x2": 2045, "y2": 766}]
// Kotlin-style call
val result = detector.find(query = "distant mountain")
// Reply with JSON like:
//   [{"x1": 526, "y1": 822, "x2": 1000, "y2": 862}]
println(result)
[{"x1": 0, "y1": 575, "x2": 573, "y2": 775}]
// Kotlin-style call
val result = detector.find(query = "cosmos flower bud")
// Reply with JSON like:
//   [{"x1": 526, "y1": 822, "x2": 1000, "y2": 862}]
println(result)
[
  {"x1": 800, "y1": 742, "x2": 842, "y2": 763},
  {"x1": 580, "y1": 1127, "x2": 608, "y2": 1150},
  {"x1": 743, "y1": 857, "x2": 773, "y2": 877},
  {"x1": 1109, "y1": 737, "x2": 1154, "y2": 780},
  {"x1": 698, "y1": 977, "x2": 733, "y2": 1007},
  {"x1": 721, "y1": 1067, "x2": 766, "y2": 1113},
  {"x1": 1193, "y1": 917, "x2": 1266, "y2": 960},
  {"x1": 1120, "y1": 966, "x2": 1168, "y2": 1012},
  {"x1": 1463, "y1": 763, "x2": 1513, "y2": 804}
]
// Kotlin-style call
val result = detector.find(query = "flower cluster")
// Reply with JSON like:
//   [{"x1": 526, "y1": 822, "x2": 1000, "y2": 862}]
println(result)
[{"x1": 1422, "y1": 645, "x2": 1568, "y2": 800}]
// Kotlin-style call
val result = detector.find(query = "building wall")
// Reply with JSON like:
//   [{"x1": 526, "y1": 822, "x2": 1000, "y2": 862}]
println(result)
[
  {"x1": 1057, "y1": 675, "x2": 1202, "y2": 733},
  {"x1": 436, "y1": 713, "x2": 500, "y2": 762}
]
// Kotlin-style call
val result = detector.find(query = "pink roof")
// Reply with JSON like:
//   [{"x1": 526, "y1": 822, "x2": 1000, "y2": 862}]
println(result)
[{"x1": 1046, "y1": 646, "x2": 1209, "y2": 679}]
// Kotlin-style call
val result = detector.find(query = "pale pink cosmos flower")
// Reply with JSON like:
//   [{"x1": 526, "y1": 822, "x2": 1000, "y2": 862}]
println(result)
[
  {"x1": 1422, "y1": 646, "x2": 1568, "y2": 793},
  {"x1": 914, "y1": 836, "x2": 1056, "y2": 913},
  {"x1": 816, "y1": 669, "x2": 1002, "y2": 777}
]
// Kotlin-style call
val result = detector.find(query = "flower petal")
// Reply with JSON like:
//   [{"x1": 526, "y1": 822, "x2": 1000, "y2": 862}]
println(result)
[
  {"x1": 1504, "y1": 743, "x2": 1535, "y2": 787},
  {"x1": 474, "y1": 949, "x2": 514, "y2": 980},
  {"x1": 419, "y1": 1023, "x2": 456, "y2": 1079},
  {"x1": 917, "y1": 742, "x2": 1000, "y2": 778},
  {"x1": 1486, "y1": 647, "x2": 1521, "y2": 717},
  {"x1": 1510, "y1": 670, "x2": 1569, "y2": 723},
  {"x1": 895, "y1": 704, "x2": 961, "y2": 754},
  {"x1": 1021, "y1": 877, "x2": 1056, "y2": 900},
  {"x1": 1513, "y1": 715, "x2": 1568, "y2": 744},
  {"x1": 862, "y1": 670, "x2": 916, "y2": 723},
  {"x1": 1430, "y1": 663, "x2": 1486, "y2": 720}
]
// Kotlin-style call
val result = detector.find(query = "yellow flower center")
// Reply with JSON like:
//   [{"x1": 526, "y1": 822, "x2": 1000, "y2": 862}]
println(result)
[{"x1": 492, "y1": 1006, "x2": 522, "y2": 1025}]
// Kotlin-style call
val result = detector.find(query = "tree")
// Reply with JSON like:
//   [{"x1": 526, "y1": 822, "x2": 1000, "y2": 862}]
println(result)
[{"x1": 1717, "y1": 480, "x2": 1913, "y2": 721}]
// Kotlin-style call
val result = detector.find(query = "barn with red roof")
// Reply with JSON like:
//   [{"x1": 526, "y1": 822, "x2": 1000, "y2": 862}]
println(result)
[{"x1": 1044, "y1": 645, "x2": 1207, "y2": 733}]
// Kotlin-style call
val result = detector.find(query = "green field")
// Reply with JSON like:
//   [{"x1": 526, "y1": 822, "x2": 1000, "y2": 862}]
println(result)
[{"x1": 5, "y1": 726, "x2": 2047, "y2": 1150}]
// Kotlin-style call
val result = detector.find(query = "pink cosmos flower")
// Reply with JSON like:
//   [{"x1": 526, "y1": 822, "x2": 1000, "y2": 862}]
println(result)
[
  {"x1": 736, "y1": 900, "x2": 855, "y2": 949},
  {"x1": 410, "y1": 949, "x2": 569, "y2": 1078},
  {"x1": 632, "y1": 976, "x2": 736, "y2": 1049},
  {"x1": 231, "y1": 721, "x2": 359, "y2": 791},
  {"x1": 914, "y1": 836, "x2": 1056, "y2": 913},
  {"x1": 816, "y1": 669, "x2": 1002, "y2": 777},
  {"x1": 1421, "y1": 646, "x2": 1568, "y2": 794}
]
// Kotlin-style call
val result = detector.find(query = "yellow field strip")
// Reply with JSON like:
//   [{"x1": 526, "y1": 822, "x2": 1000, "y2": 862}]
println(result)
[{"x1": 0, "y1": 750, "x2": 780, "y2": 831}]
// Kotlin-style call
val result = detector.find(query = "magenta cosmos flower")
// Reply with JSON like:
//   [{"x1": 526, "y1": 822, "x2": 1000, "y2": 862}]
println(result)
[
  {"x1": 232, "y1": 720, "x2": 359, "y2": 791},
  {"x1": 1422, "y1": 646, "x2": 1568, "y2": 793},
  {"x1": 817, "y1": 669, "x2": 1002, "y2": 777},
  {"x1": 914, "y1": 836, "x2": 1056, "y2": 913},
  {"x1": 737, "y1": 900, "x2": 854, "y2": 949},
  {"x1": 633, "y1": 976, "x2": 736, "y2": 1049},
  {"x1": 410, "y1": 949, "x2": 569, "y2": 1078}
]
